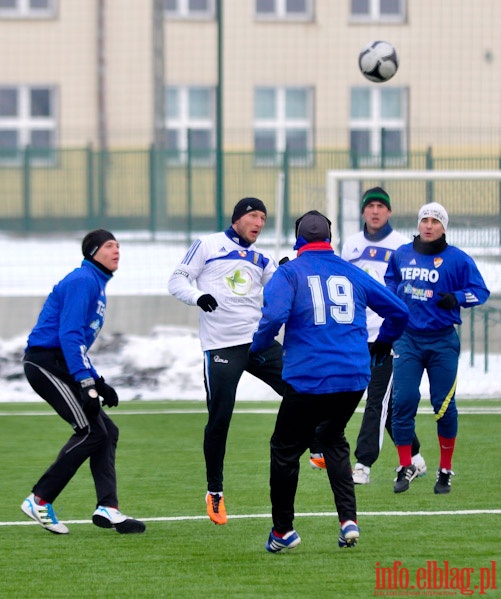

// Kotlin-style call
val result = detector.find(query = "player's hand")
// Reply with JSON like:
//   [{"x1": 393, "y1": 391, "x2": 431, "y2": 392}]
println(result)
[
  {"x1": 197, "y1": 294, "x2": 218, "y2": 312},
  {"x1": 369, "y1": 339, "x2": 392, "y2": 368},
  {"x1": 80, "y1": 377, "x2": 100, "y2": 416},
  {"x1": 95, "y1": 376, "x2": 119, "y2": 408},
  {"x1": 437, "y1": 292, "x2": 458, "y2": 310},
  {"x1": 279, "y1": 256, "x2": 290, "y2": 265},
  {"x1": 248, "y1": 350, "x2": 266, "y2": 365}
]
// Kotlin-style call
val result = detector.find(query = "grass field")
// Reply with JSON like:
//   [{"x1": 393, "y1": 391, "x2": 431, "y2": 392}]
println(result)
[{"x1": 1, "y1": 399, "x2": 500, "y2": 598}]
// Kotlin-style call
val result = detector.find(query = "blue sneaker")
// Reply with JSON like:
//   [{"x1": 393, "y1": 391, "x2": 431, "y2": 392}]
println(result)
[
  {"x1": 338, "y1": 520, "x2": 359, "y2": 548},
  {"x1": 265, "y1": 528, "x2": 301, "y2": 553}
]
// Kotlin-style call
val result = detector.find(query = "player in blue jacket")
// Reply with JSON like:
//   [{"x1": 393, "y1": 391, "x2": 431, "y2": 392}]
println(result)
[
  {"x1": 250, "y1": 210, "x2": 409, "y2": 553},
  {"x1": 385, "y1": 203, "x2": 490, "y2": 494},
  {"x1": 21, "y1": 229, "x2": 145, "y2": 535}
]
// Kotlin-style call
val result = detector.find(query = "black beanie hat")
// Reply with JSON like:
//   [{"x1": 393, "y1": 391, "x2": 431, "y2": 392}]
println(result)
[
  {"x1": 231, "y1": 197, "x2": 267, "y2": 223},
  {"x1": 361, "y1": 187, "x2": 391, "y2": 212},
  {"x1": 82, "y1": 229, "x2": 116, "y2": 259},
  {"x1": 295, "y1": 210, "x2": 332, "y2": 242}
]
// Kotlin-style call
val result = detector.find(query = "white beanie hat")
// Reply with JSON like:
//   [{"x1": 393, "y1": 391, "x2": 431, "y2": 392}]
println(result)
[{"x1": 418, "y1": 202, "x2": 448, "y2": 231}]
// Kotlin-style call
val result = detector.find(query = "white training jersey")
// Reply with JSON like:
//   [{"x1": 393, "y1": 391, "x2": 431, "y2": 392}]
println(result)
[
  {"x1": 168, "y1": 230, "x2": 277, "y2": 351},
  {"x1": 341, "y1": 228, "x2": 410, "y2": 341}
]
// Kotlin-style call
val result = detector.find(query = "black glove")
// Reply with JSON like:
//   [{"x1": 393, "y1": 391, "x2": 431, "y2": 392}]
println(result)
[
  {"x1": 95, "y1": 376, "x2": 119, "y2": 408},
  {"x1": 197, "y1": 294, "x2": 218, "y2": 312},
  {"x1": 279, "y1": 256, "x2": 290, "y2": 265},
  {"x1": 80, "y1": 377, "x2": 100, "y2": 416},
  {"x1": 437, "y1": 292, "x2": 458, "y2": 310},
  {"x1": 369, "y1": 340, "x2": 392, "y2": 368},
  {"x1": 248, "y1": 350, "x2": 266, "y2": 365}
]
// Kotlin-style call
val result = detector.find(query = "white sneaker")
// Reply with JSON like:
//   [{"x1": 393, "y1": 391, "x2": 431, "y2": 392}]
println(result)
[
  {"x1": 352, "y1": 463, "x2": 370, "y2": 484},
  {"x1": 21, "y1": 493, "x2": 69, "y2": 534},
  {"x1": 92, "y1": 506, "x2": 146, "y2": 534},
  {"x1": 412, "y1": 453, "x2": 428, "y2": 477}
]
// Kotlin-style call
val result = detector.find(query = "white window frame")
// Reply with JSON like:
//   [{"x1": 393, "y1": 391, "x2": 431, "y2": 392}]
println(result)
[
  {"x1": 254, "y1": 85, "x2": 314, "y2": 167},
  {"x1": 349, "y1": 86, "x2": 408, "y2": 167},
  {"x1": 164, "y1": 0, "x2": 215, "y2": 20},
  {"x1": 0, "y1": 0, "x2": 56, "y2": 18},
  {"x1": 350, "y1": 0, "x2": 406, "y2": 23},
  {"x1": 166, "y1": 85, "x2": 215, "y2": 165},
  {"x1": 0, "y1": 84, "x2": 57, "y2": 165},
  {"x1": 255, "y1": 0, "x2": 313, "y2": 22}
]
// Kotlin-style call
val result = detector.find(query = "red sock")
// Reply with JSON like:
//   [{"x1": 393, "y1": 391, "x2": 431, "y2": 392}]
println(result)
[
  {"x1": 35, "y1": 495, "x2": 47, "y2": 506},
  {"x1": 438, "y1": 435, "x2": 456, "y2": 470},
  {"x1": 397, "y1": 444, "x2": 412, "y2": 467},
  {"x1": 273, "y1": 529, "x2": 286, "y2": 538},
  {"x1": 340, "y1": 520, "x2": 357, "y2": 526}
]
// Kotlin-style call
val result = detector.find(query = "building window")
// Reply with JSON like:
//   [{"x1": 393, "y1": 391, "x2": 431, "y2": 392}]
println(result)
[
  {"x1": 164, "y1": 0, "x2": 215, "y2": 19},
  {"x1": 350, "y1": 0, "x2": 406, "y2": 23},
  {"x1": 0, "y1": 85, "x2": 57, "y2": 164},
  {"x1": 350, "y1": 86, "x2": 408, "y2": 166},
  {"x1": 0, "y1": 0, "x2": 56, "y2": 18},
  {"x1": 255, "y1": 0, "x2": 313, "y2": 21},
  {"x1": 254, "y1": 86, "x2": 313, "y2": 166},
  {"x1": 166, "y1": 86, "x2": 215, "y2": 164}
]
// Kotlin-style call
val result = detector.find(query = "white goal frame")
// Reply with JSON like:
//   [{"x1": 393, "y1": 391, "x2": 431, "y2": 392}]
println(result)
[{"x1": 326, "y1": 169, "x2": 501, "y2": 251}]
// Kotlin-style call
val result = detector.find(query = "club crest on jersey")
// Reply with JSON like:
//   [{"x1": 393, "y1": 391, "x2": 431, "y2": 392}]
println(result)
[
  {"x1": 369, "y1": 248, "x2": 377, "y2": 258},
  {"x1": 434, "y1": 257, "x2": 443, "y2": 268},
  {"x1": 238, "y1": 250, "x2": 248, "y2": 258}
]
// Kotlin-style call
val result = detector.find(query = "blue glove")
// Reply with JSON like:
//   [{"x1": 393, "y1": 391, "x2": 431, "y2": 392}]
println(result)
[{"x1": 370, "y1": 340, "x2": 392, "y2": 368}]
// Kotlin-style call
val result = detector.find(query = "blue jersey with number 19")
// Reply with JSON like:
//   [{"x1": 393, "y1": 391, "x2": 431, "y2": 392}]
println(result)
[{"x1": 251, "y1": 245, "x2": 409, "y2": 394}]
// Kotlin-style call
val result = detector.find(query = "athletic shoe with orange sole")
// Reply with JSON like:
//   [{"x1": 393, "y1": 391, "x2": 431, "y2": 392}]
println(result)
[
  {"x1": 206, "y1": 492, "x2": 227, "y2": 525},
  {"x1": 309, "y1": 453, "x2": 326, "y2": 470}
]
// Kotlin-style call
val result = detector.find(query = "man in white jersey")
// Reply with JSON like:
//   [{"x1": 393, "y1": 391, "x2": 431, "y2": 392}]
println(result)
[
  {"x1": 168, "y1": 197, "x2": 285, "y2": 525},
  {"x1": 342, "y1": 187, "x2": 427, "y2": 484}
]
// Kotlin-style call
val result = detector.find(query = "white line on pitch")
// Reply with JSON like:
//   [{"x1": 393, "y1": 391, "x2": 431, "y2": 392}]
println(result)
[{"x1": 3, "y1": 509, "x2": 501, "y2": 528}]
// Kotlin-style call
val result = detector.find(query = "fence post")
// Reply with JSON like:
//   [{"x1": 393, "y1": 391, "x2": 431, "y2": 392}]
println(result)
[
  {"x1": 469, "y1": 306, "x2": 475, "y2": 367},
  {"x1": 282, "y1": 146, "x2": 290, "y2": 239},
  {"x1": 426, "y1": 146, "x2": 434, "y2": 203},
  {"x1": 484, "y1": 309, "x2": 489, "y2": 373},
  {"x1": 86, "y1": 144, "x2": 95, "y2": 229},
  {"x1": 22, "y1": 145, "x2": 31, "y2": 232},
  {"x1": 148, "y1": 144, "x2": 157, "y2": 238},
  {"x1": 187, "y1": 129, "x2": 193, "y2": 244}
]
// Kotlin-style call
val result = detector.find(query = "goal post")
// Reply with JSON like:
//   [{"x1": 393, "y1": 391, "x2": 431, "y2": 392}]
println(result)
[{"x1": 326, "y1": 169, "x2": 501, "y2": 252}]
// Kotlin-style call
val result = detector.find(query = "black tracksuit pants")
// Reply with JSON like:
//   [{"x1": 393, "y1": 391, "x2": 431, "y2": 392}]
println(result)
[
  {"x1": 23, "y1": 347, "x2": 119, "y2": 507},
  {"x1": 203, "y1": 340, "x2": 285, "y2": 493},
  {"x1": 270, "y1": 384, "x2": 364, "y2": 533},
  {"x1": 354, "y1": 349, "x2": 420, "y2": 467}
]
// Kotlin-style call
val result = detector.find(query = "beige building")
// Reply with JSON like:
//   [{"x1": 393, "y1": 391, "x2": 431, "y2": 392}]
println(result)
[
  {"x1": 0, "y1": 0, "x2": 499, "y2": 155},
  {"x1": 0, "y1": 0, "x2": 499, "y2": 232}
]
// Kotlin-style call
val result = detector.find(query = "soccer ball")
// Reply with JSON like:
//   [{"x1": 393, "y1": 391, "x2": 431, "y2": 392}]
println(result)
[{"x1": 358, "y1": 41, "x2": 399, "y2": 83}]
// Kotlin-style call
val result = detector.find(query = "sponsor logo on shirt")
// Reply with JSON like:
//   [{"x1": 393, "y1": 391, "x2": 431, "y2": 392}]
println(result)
[
  {"x1": 403, "y1": 283, "x2": 434, "y2": 301},
  {"x1": 400, "y1": 267, "x2": 440, "y2": 283},
  {"x1": 225, "y1": 268, "x2": 253, "y2": 296}
]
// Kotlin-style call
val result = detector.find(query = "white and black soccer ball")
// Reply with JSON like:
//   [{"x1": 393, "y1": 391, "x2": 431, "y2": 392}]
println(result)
[{"x1": 359, "y1": 41, "x2": 399, "y2": 83}]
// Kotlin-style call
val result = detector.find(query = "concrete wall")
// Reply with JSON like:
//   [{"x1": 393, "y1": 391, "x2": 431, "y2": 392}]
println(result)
[{"x1": 0, "y1": 295, "x2": 199, "y2": 339}]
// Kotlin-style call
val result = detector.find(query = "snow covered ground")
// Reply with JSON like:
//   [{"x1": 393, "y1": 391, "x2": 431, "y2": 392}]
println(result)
[{"x1": 1, "y1": 231, "x2": 500, "y2": 402}]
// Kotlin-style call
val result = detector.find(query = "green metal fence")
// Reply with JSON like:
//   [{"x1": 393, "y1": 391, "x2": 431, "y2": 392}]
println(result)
[{"x1": 1, "y1": 145, "x2": 501, "y2": 245}]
